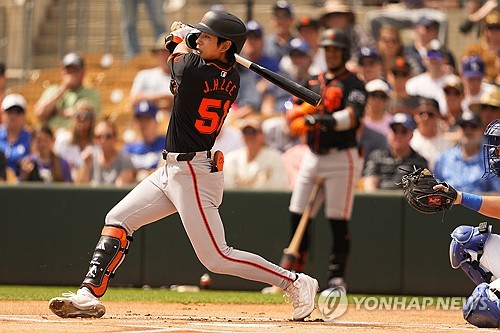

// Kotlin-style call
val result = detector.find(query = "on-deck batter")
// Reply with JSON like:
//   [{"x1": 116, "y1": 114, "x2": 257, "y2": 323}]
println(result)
[{"x1": 48, "y1": 10, "x2": 318, "y2": 321}]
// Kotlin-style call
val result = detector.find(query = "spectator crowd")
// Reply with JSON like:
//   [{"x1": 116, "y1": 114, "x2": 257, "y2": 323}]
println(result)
[{"x1": 1, "y1": 0, "x2": 499, "y2": 195}]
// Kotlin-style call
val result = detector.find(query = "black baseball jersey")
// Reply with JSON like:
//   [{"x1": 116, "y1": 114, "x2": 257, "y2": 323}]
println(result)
[
  {"x1": 303, "y1": 70, "x2": 366, "y2": 152},
  {"x1": 166, "y1": 52, "x2": 239, "y2": 153}
]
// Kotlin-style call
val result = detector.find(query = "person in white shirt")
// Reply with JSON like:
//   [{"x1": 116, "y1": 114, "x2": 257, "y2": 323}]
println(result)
[
  {"x1": 405, "y1": 41, "x2": 451, "y2": 115},
  {"x1": 410, "y1": 97, "x2": 454, "y2": 170},
  {"x1": 363, "y1": 79, "x2": 392, "y2": 136},
  {"x1": 129, "y1": 33, "x2": 174, "y2": 114},
  {"x1": 224, "y1": 118, "x2": 289, "y2": 190}
]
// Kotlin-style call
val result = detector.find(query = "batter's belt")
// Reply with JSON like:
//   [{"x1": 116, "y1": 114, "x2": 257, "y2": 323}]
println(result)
[{"x1": 162, "y1": 150, "x2": 209, "y2": 161}]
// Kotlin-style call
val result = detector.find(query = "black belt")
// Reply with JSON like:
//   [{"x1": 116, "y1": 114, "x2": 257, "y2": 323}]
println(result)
[{"x1": 162, "y1": 150, "x2": 209, "y2": 162}]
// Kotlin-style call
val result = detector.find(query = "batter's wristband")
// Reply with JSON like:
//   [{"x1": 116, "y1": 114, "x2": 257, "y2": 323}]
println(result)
[{"x1": 461, "y1": 192, "x2": 483, "y2": 211}]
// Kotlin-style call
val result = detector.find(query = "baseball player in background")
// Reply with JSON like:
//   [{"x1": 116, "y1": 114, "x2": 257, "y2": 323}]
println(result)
[
  {"x1": 48, "y1": 10, "x2": 318, "y2": 321},
  {"x1": 434, "y1": 119, "x2": 500, "y2": 328},
  {"x1": 286, "y1": 28, "x2": 366, "y2": 289}
]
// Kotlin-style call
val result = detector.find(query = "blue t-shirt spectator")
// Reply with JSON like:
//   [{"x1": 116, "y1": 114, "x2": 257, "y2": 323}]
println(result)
[
  {"x1": 0, "y1": 126, "x2": 31, "y2": 174},
  {"x1": 434, "y1": 146, "x2": 500, "y2": 194},
  {"x1": 123, "y1": 136, "x2": 164, "y2": 170}
]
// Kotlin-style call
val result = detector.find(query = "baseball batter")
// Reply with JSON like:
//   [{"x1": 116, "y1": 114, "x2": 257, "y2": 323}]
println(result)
[
  {"x1": 286, "y1": 28, "x2": 366, "y2": 288},
  {"x1": 48, "y1": 10, "x2": 318, "y2": 321}
]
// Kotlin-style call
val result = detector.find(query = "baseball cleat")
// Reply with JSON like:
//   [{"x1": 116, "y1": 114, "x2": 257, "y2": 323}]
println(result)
[
  {"x1": 49, "y1": 289, "x2": 105, "y2": 318},
  {"x1": 285, "y1": 273, "x2": 319, "y2": 321}
]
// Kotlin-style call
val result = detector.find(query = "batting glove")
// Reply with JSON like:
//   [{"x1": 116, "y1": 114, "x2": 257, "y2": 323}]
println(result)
[{"x1": 304, "y1": 114, "x2": 337, "y2": 129}]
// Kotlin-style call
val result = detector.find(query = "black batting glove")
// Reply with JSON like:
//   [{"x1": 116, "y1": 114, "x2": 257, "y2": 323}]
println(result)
[{"x1": 304, "y1": 114, "x2": 336, "y2": 129}]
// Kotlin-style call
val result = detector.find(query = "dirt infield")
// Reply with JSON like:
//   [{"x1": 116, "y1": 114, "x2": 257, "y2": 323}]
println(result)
[{"x1": 0, "y1": 300, "x2": 493, "y2": 333}]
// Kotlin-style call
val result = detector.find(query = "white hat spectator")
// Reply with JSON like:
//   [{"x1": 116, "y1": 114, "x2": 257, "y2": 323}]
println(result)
[{"x1": 1, "y1": 93, "x2": 27, "y2": 111}]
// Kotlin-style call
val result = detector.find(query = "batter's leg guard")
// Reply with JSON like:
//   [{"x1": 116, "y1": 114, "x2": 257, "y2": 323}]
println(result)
[
  {"x1": 327, "y1": 219, "x2": 350, "y2": 286},
  {"x1": 81, "y1": 226, "x2": 133, "y2": 297}
]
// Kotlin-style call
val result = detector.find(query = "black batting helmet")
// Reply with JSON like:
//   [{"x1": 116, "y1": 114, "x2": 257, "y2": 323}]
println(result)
[
  {"x1": 190, "y1": 10, "x2": 247, "y2": 53},
  {"x1": 319, "y1": 28, "x2": 351, "y2": 62}
]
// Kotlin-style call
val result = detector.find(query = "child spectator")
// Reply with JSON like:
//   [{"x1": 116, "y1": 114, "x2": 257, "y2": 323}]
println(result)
[{"x1": 19, "y1": 125, "x2": 72, "y2": 183}]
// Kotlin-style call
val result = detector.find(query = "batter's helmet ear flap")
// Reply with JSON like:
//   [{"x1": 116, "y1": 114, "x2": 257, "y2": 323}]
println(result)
[{"x1": 190, "y1": 10, "x2": 247, "y2": 53}]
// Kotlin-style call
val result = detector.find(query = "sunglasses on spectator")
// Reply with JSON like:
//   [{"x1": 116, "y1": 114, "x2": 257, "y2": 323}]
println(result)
[
  {"x1": 392, "y1": 70, "x2": 409, "y2": 78},
  {"x1": 95, "y1": 133, "x2": 114, "y2": 140},
  {"x1": 444, "y1": 89, "x2": 462, "y2": 96},
  {"x1": 369, "y1": 92, "x2": 388, "y2": 99},
  {"x1": 242, "y1": 127, "x2": 260, "y2": 136},
  {"x1": 391, "y1": 126, "x2": 410, "y2": 135},
  {"x1": 419, "y1": 111, "x2": 437, "y2": 118},
  {"x1": 76, "y1": 111, "x2": 93, "y2": 121},
  {"x1": 487, "y1": 24, "x2": 500, "y2": 30},
  {"x1": 481, "y1": 105, "x2": 500, "y2": 112},
  {"x1": 460, "y1": 123, "x2": 480, "y2": 130}
]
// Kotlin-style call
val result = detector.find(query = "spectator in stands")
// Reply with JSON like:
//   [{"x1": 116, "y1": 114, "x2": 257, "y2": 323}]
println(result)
[
  {"x1": 405, "y1": 42, "x2": 452, "y2": 115},
  {"x1": 469, "y1": 86, "x2": 500, "y2": 132},
  {"x1": 224, "y1": 118, "x2": 289, "y2": 190},
  {"x1": 442, "y1": 75, "x2": 467, "y2": 144},
  {"x1": 295, "y1": 16, "x2": 326, "y2": 76},
  {"x1": 18, "y1": 125, "x2": 72, "y2": 183},
  {"x1": 123, "y1": 100, "x2": 164, "y2": 182},
  {"x1": 35, "y1": 53, "x2": 102, "y2": 131},
  {"x1": 54, "y1": 99, "x2": 96, "y2": 179},
  {"x1": 212, "y1": 124, "x2": 245, "y2": 155},
  {"x1": 119, "y1": 0, "x2": 166, "y2": 59},
  {"x1": 376, "y1": 25, "x2": 405, "y2": 79},
  {"x1": 404, "y1": 17, "x2": 456, "y2": 75},
  {"x1": 0, "y1": 93, "x2": 31, "y2": 175},
  {"x1": 75, "y1": 120, "x2": 134, "y2": 186},
  {"x1": 357, "y1": 119, "x2": 389, "y2": 176},
  {"x1": 129, "y1": 33, "x2": 173, "y2": 116},
  {"x1": 460, "y1": 55, "x2": 495, "y2": 113},
  {"x1": 363, "y1": 113, "x2": 427, "y2": 192},
  {"x1": 280, "y1": 38, "x2": 313, "y2": 88},
  {"x1": 410, "y1": 97, "x2": 454, "y2": 170},
  {"x1": 386, "y1": 57, "x2": 419, "y2": 115},
  {"x1": 363, "y1": 79, "x2": 392, "y2": 136},
  {"x1": 434, "y1": 112, "x2": 500, "y2": 193},
  {"x1": 0, "y1": 62, "x2": 5, "y2": 115},
  {"x1": 356, "y1": 47, "x2": 384, "y2": 83},
  {"x1": 319, "y1": 0, "x2": 375, "y2": 68},
  {"x1": 462, "y1": 11, "x2": 500, "y2": 84},
  {"x1": 263, "y1": 1, "x2": 296, "y2": 63}
]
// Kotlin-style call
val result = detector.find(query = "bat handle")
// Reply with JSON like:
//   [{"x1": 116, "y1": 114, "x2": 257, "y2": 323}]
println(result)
[{"x1": 234, "y1": 54, "x2": 251, "y2": 68}]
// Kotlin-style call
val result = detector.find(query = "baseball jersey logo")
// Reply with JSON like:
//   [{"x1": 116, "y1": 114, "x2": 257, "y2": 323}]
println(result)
[
  {"x1": 428, "y1": 195, "x2": 442, "y2": 206},
  {"x1": 324, "y1": 86, "x2": 343, "y2": 111},
  {"x1": 220, "y1": 71, "x2": 227, "y2": 77}
]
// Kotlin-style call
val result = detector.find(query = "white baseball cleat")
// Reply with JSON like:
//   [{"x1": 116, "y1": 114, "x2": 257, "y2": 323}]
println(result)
[
  {"x1": 285, "y1": 273, "x2": 319, "y2": 321},
  {"x1": 49, "y1": 288, "x2": 105, "y2": 318}
]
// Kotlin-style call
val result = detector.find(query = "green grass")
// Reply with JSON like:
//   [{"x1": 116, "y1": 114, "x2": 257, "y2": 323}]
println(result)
[{"x1": 0, "y1": 285, "x2": 285, "y2": 304}]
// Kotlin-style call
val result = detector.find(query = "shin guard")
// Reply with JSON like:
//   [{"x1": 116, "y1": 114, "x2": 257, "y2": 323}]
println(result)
[{"x1": 81, "y1": 226, "x2": 132, "y2": 297}]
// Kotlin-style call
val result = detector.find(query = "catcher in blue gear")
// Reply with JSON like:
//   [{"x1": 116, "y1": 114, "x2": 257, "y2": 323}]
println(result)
[{"x1": 403, "y1": 119, "x2": 500, "y2": 328}]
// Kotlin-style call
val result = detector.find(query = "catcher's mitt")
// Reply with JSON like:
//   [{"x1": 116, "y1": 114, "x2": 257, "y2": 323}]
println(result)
[{"x1": 401, "y1": 167, "x2": 458, "y2": 214}]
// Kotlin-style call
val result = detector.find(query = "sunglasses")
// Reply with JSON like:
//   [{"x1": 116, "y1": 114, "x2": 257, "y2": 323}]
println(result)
[
  {"x1": 242, "y1": 127, "x2": 260, "y2": 136},
  {"x1": 419, "y1": 111, "x2": 437, "y2": 118},
  {"x1": 369, "y1": 92, "x2": 388, "y2": 100},
  {"x1": 392, "y1": 71, "x2": 409, "y2": 78},
  {"x1": 94, "y1": 133, "x2": 114, "y2": 140},
  {"x1": 444, "y1": 89, "x2": 462, "y2": 96},
  {"x1": 391, "y1": 127, "x2": 410, "y2": 135},
  {"x1": 460, "y1": 123, "x2": 480, "y2": 130}
]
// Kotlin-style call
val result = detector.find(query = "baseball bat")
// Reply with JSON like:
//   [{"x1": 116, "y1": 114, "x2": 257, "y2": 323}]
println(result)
[
  {"x1": 279, "y1": 178, "x2": 324, "y2": 270},
  {"x1": 235, "y1": 54, "x2": 322, "y2": 107}
]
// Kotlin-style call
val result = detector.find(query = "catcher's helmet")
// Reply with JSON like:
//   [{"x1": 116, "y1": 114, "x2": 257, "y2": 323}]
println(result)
[
  {"x1": 319, "y1": 28, "x2": 350, "y2": 62},
  {"x1": 483, "y1": 119, "x2": 500, "y2": 178},
  {"x1": 190, "y1": 10, "x2": 247, "y2": 53}
]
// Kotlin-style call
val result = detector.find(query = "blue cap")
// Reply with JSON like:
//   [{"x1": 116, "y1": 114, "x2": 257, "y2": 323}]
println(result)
[
  {"x1": 287, "y1": 38, "x2": 311, "y2": 56},
  {"x1": 273, "y1": 0, "x2": 293, "y2": 17},
  {"x1": 246, "y1": 20, "x2": 263, "y2": 38},
  {"x1": 416, "y1": 16, "x2": 439, "y2": 28},
  {"x1": 390, "y1": 113, "x2": 416, "y2": 130},
  {"x1": 462, "y1": 55, "x2": 485, "y2": 78},
  {"x1": 134, "y1": 100, "x2": 158, "y2": 119},
  {"x1": 358, "y1": 47, "x2": 380, "y2": 63}
]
